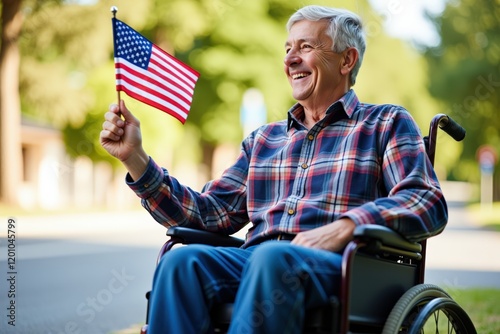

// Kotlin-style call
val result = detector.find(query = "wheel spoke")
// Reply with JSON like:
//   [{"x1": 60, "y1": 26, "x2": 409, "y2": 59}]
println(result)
[
  {"x1": 382, "y1": 284, "x2": 476, "y2": 334},
  {"x1": 433, "y1": 310, "x2": 439, "y2": 333}
]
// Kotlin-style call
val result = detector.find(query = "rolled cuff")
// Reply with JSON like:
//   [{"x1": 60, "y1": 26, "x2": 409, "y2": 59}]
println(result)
[{"x1": 126, "y1": 157, "x2": 165, "y2": 199}]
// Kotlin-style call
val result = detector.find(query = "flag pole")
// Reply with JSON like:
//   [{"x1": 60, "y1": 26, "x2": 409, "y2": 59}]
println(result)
[{"x1": 110, "y1": 6, "x2": 121, "y2": 107}]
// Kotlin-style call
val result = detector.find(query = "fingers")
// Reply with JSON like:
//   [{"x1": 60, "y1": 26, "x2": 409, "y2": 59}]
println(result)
[
  {"x1": 100, "y1": 102, "x2": 125, "y2": 142},
  {"x1": 109, "y1": 102, "x2": 120, "y2": 115},
  {"x1": 100, "y1": 100, "x2": 141, "y2": 144},
  {"x1": 102, "y1": 111, "x2": 124, "y2": 138},
  {"x1": 100, "y1": 124, "x2": 122, "y2": 142},
  {"x1": 107, "y1": 100, "x2": 138, "y2": 123},
  {"x1": 104, "y1": 110, "x2": 124, "y2": 128}
]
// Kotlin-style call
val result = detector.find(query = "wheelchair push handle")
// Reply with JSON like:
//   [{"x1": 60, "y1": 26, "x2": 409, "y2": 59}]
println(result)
[
  {"x1": 437, "y1": 114, "x2": 466, "y2": 142},
  {"x1": 426, "y1": 113, "x2": 466, "y2": 167}
]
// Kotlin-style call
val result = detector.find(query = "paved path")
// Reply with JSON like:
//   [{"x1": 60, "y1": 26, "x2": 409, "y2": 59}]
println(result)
[
  {"x1": 425, "y1": 204, "x2": 500, "y2": 288},
  {"x1": 0, "y1": 211, "x2": 166, "y2": 334},
  {"x1": 5, "y1": 205, "x2": 499, "y2": 272},
  {"x1": 0, "y1": 205, "x2": 498, "y2": 333}
]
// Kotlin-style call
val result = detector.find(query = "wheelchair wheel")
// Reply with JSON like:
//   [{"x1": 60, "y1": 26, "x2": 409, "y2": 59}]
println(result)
[{"x1": 382, "y1": 284, "x2": 476, "y2": 334}]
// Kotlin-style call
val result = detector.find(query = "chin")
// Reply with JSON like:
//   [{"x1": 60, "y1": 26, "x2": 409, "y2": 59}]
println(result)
[{"x1": 292, "y1": 91, "x2": 311, "y2": 102}]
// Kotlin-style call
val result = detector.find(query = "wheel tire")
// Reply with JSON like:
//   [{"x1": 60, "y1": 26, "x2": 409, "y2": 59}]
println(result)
[
  {"x1": 382, "y1": 283, "x2": 476, "y2": 334},
  {"x1": 407, "y1": 296, "x2": 477, "y2": 334}
]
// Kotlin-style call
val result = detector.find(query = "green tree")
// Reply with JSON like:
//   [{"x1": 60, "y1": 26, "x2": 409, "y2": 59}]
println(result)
[
  {"x1": 424, "y1": 0, "x2": 500, "y2": 185},
  {"x1": 15, "y1": 0, "x2": 444, "y2": 187},
  {"x1": 0, "y1": 0, "x2": 24, "y2": 205},
  {"x1": 134, "y1": 0, "x2": 442, "y2": 175},
  {"x1": 19, "y1": 1, "x2": 138, "y2": 126},
  {"x1": 18, "y1": 1, "x2": 154, "y2": 165},
  {"x1": 0, "y1": 0, "x2": 65, "y2": 204}
]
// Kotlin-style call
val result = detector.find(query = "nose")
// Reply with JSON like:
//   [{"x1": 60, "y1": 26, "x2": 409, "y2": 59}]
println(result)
[{"x1": 284, "y1": 49, "x2": 301, "y2": 68}]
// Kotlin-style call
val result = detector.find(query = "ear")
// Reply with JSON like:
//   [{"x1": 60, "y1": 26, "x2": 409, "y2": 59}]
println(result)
[{"x1": 340, "y1": 47, "x2": 359, "y2": 76}]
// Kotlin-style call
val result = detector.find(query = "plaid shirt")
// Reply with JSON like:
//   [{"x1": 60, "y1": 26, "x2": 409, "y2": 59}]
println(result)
[{"x1": 128, "y1": 90, "x2": 447, "y2": 245}]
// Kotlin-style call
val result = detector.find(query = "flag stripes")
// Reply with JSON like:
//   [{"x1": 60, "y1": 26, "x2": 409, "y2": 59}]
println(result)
[{"x1": 112, "y1": 18, "x2": 199, "y2": 123}]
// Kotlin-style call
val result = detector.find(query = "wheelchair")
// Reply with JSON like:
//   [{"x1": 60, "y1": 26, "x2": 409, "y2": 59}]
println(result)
[{"x1": 140, "y1": 114, "x2": 477, "y2": 334}]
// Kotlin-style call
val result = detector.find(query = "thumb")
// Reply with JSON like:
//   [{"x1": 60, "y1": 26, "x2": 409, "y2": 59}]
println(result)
[{"x1": 118, "y1": 100, "x2": 139, "y2": 124}]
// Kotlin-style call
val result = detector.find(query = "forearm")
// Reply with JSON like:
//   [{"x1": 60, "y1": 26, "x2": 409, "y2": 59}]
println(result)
[
  {"x1": 127, "y1": 159, "x2": 205, "y2": 227},
  {"x1": 347, "y1": 109, "x2": 449, "y2": 241},
  {"x1": 122, "y1": 148, "x2": 149, "y2": 181},
  {"x1": 341, "y1": 166, "x2": 448, "y2": 242},
  {"x1": 127, "y1": 157, "x2": 249, "y2": 234}
]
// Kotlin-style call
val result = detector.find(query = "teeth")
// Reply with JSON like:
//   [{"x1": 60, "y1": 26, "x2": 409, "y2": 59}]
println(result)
[{"x1": 292, "y1": 73, "x2": 309, "y2": 79}]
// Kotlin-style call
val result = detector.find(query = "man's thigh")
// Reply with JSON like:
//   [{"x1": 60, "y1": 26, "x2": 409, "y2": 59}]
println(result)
[
  {"x1": 243, "y1": 241, "x2": 343, "y2": 306},
  {"x1": 156, "y1": 244, "x2": 254, "y2": 303}
]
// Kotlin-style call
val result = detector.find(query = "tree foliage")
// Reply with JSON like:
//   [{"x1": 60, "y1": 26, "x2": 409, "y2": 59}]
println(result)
[
  {"x1": 424, "y1": 0, "x2": 500, "y2": 182},
  {"x1": 14, "y1": 0, "x2": 446, "y2": 178},
  {"x1": 19, "y1": 1, "x2": 118, "y2": 126}
]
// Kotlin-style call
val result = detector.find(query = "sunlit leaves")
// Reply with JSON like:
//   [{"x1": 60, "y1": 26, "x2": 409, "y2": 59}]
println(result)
[
  {"x1": 424, "y1": 0, "x2": 500, "y2": 181},
  {"x1": 14, "y1": 0, "x2": 461, "y2": 181}
]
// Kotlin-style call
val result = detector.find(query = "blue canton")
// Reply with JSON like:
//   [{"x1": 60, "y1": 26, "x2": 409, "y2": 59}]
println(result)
[{"x1": 113, "y1": 19, "x2": 152, "y2": 70}]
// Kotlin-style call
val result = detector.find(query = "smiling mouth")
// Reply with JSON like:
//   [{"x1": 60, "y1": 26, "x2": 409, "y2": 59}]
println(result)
[{"x1": 291, "y1": 72, "x2": 310, "y2": 80}]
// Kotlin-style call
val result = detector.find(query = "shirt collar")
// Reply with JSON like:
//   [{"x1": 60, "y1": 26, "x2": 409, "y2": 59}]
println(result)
[{"x1": 287, "y1": 89, "x2": 360, "y2": 131}]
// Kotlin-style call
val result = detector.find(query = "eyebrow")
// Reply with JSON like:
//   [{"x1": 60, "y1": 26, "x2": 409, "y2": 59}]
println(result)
[{"x1": 284, "y1": 37, "x2": 317, "y2": 48}]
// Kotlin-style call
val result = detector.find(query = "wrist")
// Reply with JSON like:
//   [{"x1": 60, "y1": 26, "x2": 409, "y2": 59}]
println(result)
[{"x1": 123, "y1": 149, "x2": 149, "y2": 181}]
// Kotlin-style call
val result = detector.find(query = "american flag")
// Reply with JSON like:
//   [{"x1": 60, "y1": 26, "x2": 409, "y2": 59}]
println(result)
[{"x1": 112, "y1": 18, "x2": 200, "y2": 123}]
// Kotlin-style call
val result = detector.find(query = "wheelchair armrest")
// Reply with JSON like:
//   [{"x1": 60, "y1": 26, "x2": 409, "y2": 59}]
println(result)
[
  {"x1": 166, "y1": 225, "x2": 420, "y2": 252},
  {"x1": 166, "y1": 226, "x2": 245, "y2": 247},
  {"x1": 353, "y1": 224, "x2": 422, "y2": 253}
]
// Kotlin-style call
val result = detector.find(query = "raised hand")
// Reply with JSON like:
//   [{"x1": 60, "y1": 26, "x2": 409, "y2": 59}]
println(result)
[{"x1": 100, "y1": 100, "x2": 149, "y2": 180}]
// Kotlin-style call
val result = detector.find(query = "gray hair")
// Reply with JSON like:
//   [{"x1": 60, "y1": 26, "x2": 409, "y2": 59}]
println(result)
[{"x1": 286, "y1": 5, "x2": 366, "y2": 86}]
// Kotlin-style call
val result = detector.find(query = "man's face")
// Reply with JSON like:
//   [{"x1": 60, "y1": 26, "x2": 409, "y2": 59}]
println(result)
[{"x1": 284, "y1": 20, "x2": 345, "y2": 106}]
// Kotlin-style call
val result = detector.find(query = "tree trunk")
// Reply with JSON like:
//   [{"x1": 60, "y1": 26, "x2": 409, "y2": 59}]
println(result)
[{"x1": 0, "y1": 0, "x2": 24, "y2": 205}]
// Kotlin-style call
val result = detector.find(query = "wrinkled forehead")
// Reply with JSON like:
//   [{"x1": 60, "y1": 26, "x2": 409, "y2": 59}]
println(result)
[{"x1": 285, "y1": 20, "x2": 332, "y2": 47}]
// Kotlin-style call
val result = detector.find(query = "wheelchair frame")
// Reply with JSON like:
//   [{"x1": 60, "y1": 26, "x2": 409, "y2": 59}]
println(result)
[{"x1": 140, "y1": 114, "x2": 476, "y2": 334}]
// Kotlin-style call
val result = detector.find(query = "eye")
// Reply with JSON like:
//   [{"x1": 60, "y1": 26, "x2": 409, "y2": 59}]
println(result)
[
  {"x1": 285, "y1": 47, "x2": 291, "y2": 54},
  {"x1": 301, "y1": 44, "x2": 313, "y2": 51}
]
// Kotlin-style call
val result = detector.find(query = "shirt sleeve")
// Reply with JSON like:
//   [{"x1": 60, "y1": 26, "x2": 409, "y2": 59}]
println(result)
[
  {"x1": 341, "y1": 108, "x2": 448, "y2": 242},
  {"x1": 126, "y1": 153, "x2": 250, "y2": 235}
]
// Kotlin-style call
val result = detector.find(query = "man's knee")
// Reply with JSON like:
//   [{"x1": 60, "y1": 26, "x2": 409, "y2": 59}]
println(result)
[
  {"x1": 246, "y1": 242, "x2": 301, "y2": 275},
  {"x1": 247, "y1": 242, "x2": 335, "y2": 288},
  {"x1": 156, "y1": 244, "x2": 214, "y2": 276},
  {"x1": 250, "y1": 241, "x2": 292, "y2": 259}
]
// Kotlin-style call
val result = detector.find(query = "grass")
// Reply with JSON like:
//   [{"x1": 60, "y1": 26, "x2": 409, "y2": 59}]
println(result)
[
  {"x1": 111, "y1": 288, "x2": 500, "y2": 333},
  {"x1": 448, "y1": 288, "x2": 500, "y2": 333},
  {"x1": 467, "y1": 202, "x2": 500, "y2": 231}
]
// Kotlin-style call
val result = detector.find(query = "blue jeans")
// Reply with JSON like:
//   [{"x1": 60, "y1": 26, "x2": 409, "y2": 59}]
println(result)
[{"x1": 147, "y1": 241, "x2": 343, "y2": 333}]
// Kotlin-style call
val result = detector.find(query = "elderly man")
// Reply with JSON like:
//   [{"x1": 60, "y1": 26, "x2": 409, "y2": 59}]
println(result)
[{"x1": 100, "y1": 5, "x2": 447, "y2": 333}]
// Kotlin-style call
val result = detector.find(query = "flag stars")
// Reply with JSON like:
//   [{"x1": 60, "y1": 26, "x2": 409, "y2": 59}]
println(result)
[{"x1": 113, "y1": 20, "x2": 153, "y2": 70}]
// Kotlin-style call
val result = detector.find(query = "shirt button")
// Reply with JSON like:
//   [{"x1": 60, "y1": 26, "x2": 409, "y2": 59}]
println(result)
[
  {"x1": 301, "y1": 163, "x2": 308, "y2": 169},
  {"x1": 308, "y1": 134, "x2": 314, "y2": 141},
  {"x1": 287, "y1": 209, "x2": 295, "y2": 215},
  {"x1": 144, "y1": 183, "x2": 149, "y2": 188}
]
